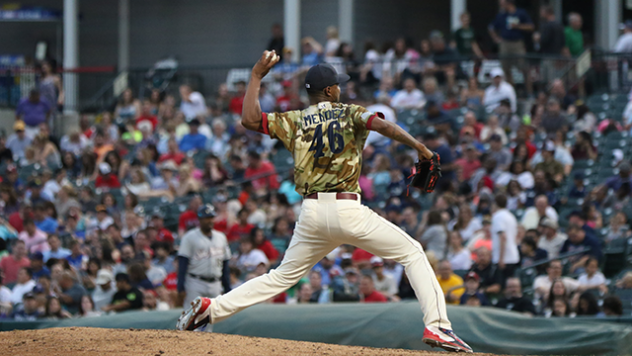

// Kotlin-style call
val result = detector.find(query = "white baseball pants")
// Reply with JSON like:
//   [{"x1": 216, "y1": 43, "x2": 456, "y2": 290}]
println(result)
[{"x1": 209, "y1": 193, "x2": 451, "y2": 329}]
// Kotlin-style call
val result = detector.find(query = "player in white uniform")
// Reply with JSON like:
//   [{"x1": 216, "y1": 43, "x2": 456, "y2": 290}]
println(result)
[
  {"x1": 176, "y1": 204, "x2": 231, "y2": 309},
  {"x1": 177, "y1": 52, "x2": 472, "y2": 353}
]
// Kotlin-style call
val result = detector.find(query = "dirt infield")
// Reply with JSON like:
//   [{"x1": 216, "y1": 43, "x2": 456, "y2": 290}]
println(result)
[{"x1": 0, "y1": 327, "x2": 494, "y2": 356}]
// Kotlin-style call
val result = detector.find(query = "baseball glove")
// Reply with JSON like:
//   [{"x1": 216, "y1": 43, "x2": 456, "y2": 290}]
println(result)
[{"x1": 410, "y1": 153, "x2": 442, "y2": 193}]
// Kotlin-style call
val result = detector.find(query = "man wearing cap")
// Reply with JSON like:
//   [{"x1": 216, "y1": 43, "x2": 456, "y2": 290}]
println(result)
[
  {"x1": 11, "y1": 292, "x2": 41, "y2": 320},
  {"x1": 178, "y1": 52, "x2": 473, "y2": 353},
  {"x1": 331, "y1": 267, "x2": 361, "y2": 302},
  {"x1": 15, "y1": 89, "x2": 51, "y2": 137},
  {"x1": 601, "y1": 160, "x2": 632, "y2": 192},
  {"x1": 483, "y1": 68, "x2": 517, "y2": 113},
  {"x1": 538, "y1": 217, "x2": 567, "y2": 259},
  {"x1": 457, "y1": 271, "x2": 489, "y2": 306},
  {"x1": 370, "y1": 256, "x2": 398, "y2": 301},
  {"x1": 92, "y1": 269, "x2": 116, "y2": 311},
  {"x1": 244, "y1": 150, "x2": 280, "y2": 192},
  {"x1": 390, "y1": 78, "x2": 426, "y2": 110},
  {"x1": 29, "y1": 252, "x2": 50, "y2": 280},
  {"x1": 178, "y1": 119, "x2": 207, "y2": 153},
  {"x1": 488, "y1": 0, "x2": 534, "y2": 85},
  {"x1": 615, "y1": 20, "x2": 632, "y2": 53},
  {"x1": 95, "y1": 163, "x2": 121, "y2": 189},
  {"x1": 151, "y1": 212, "x2": 174, "y2": 246},
  {"x1": 177, "y1": 204, "x2": 231, "y2": 309},
  {"x1": 103, "y1": 273, "x2": 144, "y2": 313},
  {"x1": 6, "y1": 121, "x2": 32, "y2": 161},
  {"x1": 179, "y1": 84, "x2": 208, "y2": 122}
]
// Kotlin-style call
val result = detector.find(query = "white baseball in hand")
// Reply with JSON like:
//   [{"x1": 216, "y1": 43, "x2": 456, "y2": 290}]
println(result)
[{"x1": 266, "y1": 51, "x2": 279, "y2": 63}]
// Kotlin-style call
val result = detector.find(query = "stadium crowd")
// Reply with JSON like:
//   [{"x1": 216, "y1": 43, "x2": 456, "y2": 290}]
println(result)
[{"x1": 2, "y1": 1, "x2": 632, "y2": 322}]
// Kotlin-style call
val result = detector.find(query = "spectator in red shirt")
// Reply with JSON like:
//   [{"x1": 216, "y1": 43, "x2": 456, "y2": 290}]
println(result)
[
  {"x1": 244, "y1": 151, "x2": 279, "y2": 192},
  {"x1": 177, "y1": 195, "x2": 202, "y2": 237},
  {"x1": 276, "y1": 80, "x2": 301, "y2": 112},
  {"x1": 228, "y1": 81, "x2": 246, "y2": 115},
  {"x1": 150, "y1": 212, "x2": 174, "y2": 246},
  {"x1": 227, "y1": 209, "x2": 255, "y2": 243},
  {"x1": 351, "y1": 247, "x2": 374, "y2": 269},
  {"x1": 9, "y1": 205, "x2": 34, "y2": 233},
  {"x1": 360, "y1": 275, "x2": 388, "y2": 303},
  {"x1": 460, "y1": 111, "x2": 484, "y2": 139},
  {"x1": 455, "y1": 145, "x2": 481, "y2": 181},
  {"x1": 95, "y1": 162, "x2": 121, "y2": 189},
  {"x1": 158, "y1": 138, "x2": 185, "y2": 165},
  {"x1": 0, "y1": 240, "x2": 31, "y2": 284},
  {"x1": 251, "y1": 227, "x2": 279, "y2": 264},
  {"x1": 513, "y1": 126, "x2": 537, "y2": 160},
  {"x1": 136, "y1": 100, "x2": 158, "y2": 132}
]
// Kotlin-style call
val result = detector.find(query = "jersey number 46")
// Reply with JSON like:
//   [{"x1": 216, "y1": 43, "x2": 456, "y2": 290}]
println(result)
[{"x1": 308, "y1": 122, "x2": 344, "y2": 159}]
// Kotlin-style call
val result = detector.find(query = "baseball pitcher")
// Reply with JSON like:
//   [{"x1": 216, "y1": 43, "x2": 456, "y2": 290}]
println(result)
[{"x1": 177, "y1": 51, "x2": 472, "y2": 353}]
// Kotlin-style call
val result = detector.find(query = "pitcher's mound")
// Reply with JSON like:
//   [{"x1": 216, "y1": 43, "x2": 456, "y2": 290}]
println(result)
[{"x1": 0, "y1": 327, "x2": 491, "y2": 356}]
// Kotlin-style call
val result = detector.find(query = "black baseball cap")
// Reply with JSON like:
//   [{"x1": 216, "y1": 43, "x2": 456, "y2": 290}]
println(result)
[
  {"x1": 304, "y1": 63, "x2": 350, "y2": 92},
  {"x1": 197, "y1": 204, "x2": 217, "y2": 219}
]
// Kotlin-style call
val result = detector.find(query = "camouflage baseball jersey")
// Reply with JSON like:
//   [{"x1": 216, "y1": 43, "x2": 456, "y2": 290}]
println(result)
[{"x1": 260, "y1": 102, "x2": 380, "y2": 195}]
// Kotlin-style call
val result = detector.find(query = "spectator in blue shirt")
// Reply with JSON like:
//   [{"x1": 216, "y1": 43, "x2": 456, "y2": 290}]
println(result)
[
  {"x1": 567, "y1": 172, "x2": 587, "y2": 199},
  {"x1": 603, "y1": 161, "x2": 632, "y2": 192},
  {"x1": 66, "y1": 239, "x2": 85, "y2": 271},
  {"x1": 488, "y1": 0, "x2": 534, "y2": 86},
  {"x1": 29, "y1": 252, "x2": 51, "y2": 280},
  {"x1": 301, "y1": 37, "x2": 323, "y2": 66},
  {"x1": 458, "y1": 271, "x2": 489, "y2": 306},
  {"x1": 42, "y1": 234, "x2": 71, "y2": 262},
  {"x1": 33, "y1": 203, "x2": 58, "y2": 234},
  {"x1": 178, "y1": 119, "x2": 207, "y2": 153},
  {"x1": 560, "y1": 224, "x2": 602, "y2": 275},
  {"x1": 15, "y1": 89, "x2": 51, "y2": 137}
]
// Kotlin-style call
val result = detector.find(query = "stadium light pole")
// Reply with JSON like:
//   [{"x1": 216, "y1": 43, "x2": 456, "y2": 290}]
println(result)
[
  {"x1": 339, "y1": 0, "x2": 354, "y2": 44},
  {"x1": 451, "y1": 0, "x2": 466, "y2": 32},
  {"x1": 284, "y1": 0, "x2": 300, "y2": 63},
  {"x1": 119, "y1": 0, "x2": 130, "y2": 72},
  {"x1": 63, "y1": 0, "x2": 78, "y2": 114}
]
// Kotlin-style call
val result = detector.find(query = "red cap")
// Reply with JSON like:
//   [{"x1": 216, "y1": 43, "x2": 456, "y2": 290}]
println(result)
[{"x1": 465, "y1": 271, "x2": 479, "y2": 282}]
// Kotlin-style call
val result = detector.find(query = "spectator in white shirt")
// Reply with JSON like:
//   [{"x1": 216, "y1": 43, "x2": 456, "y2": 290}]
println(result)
[
  {"x1": 521, "y1": 195, "x2": 559, "y2": 230},
  {"x1": 537, "y1": 217, "x2": 567, "y2": 259},
  {"x1": 236, "y1": 237, "x2": 269, "y2": 274},
  {"x1": 447, "y1": 231, "x2": 472, "y2": 270},
  {"x1": 91, "y1": 269, "x2": 116, "y2": 311},
  {"x1": 390, "y1": 78, "x2": 426, "y2": 110},
  {"x1": 365, "y1": 94, "x2": 397, "y2": 148},
  {"x1": 577, "y1": 257, "x2": 608, "y2": 293},
  {"x1": 533, "y1": 259, "x2": 579, "y2": 302},
  {"x1": 615, "y1": 20, "x2": 632, "y2": 53},
  {"x1": 370, "y1": 257, "x2": 399, "y2": 301},
  {"x1": 483, "y1": 68, "x2": 517, "y2": 112},
  {"x1": 491, "y1": 194, "x2": 520, "y2": 278},
  {"x1": 10, "y1": 267, "x2": 37, "y2": 305},
  {"x1": 324, "y1": 26, "x2": 341, "y2": 58},
  {"x1": 179, "y1": 84, "x2": 208, "y2": 122}
]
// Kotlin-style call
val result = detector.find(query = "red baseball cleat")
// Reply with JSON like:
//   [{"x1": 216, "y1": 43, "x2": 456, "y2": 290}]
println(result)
[
  {"x1": 422, "y1": 326, "x2": 473, "y2": 353},
  {"x1": 176, "y1": 297, "x2": 212, "y2": 331}
]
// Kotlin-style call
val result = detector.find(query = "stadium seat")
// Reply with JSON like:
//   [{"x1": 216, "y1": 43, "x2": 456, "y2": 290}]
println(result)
[{"x1": 603, "y1": 237, "x2": 631, "y2": 277}]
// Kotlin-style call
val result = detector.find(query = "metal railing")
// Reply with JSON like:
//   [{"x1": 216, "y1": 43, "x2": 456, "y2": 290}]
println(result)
[{"x1": 4, "y1": 50, "x2": 627, "y2": 114}]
